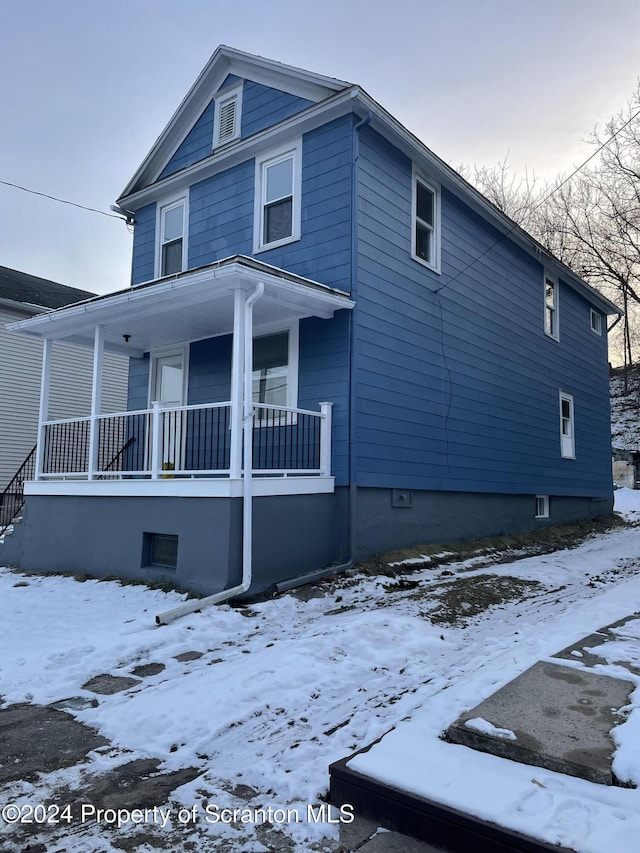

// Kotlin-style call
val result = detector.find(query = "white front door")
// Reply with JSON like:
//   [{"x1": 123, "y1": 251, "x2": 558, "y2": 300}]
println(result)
[{"x1": 151, "y1": 351, "x2": 187, "y2": 471}]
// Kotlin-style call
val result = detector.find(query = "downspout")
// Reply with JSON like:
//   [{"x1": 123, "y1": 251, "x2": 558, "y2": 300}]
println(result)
[{"x1": 155, "y1": 282, "x2": 264, "y2": 625}]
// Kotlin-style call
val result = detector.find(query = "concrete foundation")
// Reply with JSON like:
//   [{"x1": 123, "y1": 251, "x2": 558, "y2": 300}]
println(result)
[
  {"x1": 1, "y1": 485, "x2": 612, "y2": 594},
  {"x1": 2, "y1": 491, "x2": 347, "y2": 595},
  {"x1": 352, "y1": 488, "x2": 613, "y2": 558}
]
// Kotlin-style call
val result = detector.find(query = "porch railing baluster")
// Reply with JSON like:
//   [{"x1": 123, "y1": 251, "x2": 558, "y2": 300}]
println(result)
[{"x1": 35, "y1": 401, "x2": 327, "y2": 481}]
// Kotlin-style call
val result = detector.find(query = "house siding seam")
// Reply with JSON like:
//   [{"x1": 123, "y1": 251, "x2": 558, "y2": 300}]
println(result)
[{"x1": 354, "y1": 125, "x2": 612, "y2": 498}]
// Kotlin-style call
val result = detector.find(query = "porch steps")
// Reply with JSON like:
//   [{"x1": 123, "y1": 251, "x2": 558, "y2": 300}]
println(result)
[{"x1": 329, "y1": 753, "x2": 572, "y2": 853}]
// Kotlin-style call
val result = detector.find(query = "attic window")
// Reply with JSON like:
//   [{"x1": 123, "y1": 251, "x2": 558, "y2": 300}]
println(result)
[
  {"x1": 213, "y1": 86, "x2": 242, "y2": 147},
  {"x1": 590, "y1": 308, "x2": 602, "y2": 335}
]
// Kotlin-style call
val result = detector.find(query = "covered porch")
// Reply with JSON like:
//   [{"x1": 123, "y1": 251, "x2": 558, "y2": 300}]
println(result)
[{"x1": 9, "y1": 256, "x2": 354, "y2": 499}]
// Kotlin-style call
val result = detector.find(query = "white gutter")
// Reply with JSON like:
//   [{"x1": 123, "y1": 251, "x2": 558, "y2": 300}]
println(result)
[{"x1": 155, "y1": 281, "x2": 264, "y2": 625}]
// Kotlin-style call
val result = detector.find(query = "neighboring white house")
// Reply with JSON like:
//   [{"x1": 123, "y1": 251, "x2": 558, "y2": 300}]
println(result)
[{"x1": 0, "y1": 266, "x2": 129, "y2": 492}]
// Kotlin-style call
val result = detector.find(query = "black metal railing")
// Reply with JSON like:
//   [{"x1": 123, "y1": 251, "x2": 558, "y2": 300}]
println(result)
[
  {"x1": 0, "y1": 446, "x2": 36, "y2": 537},
  {"x1": 42, "y1": 419, "x2": 90, "y2": 474},
  {"x1": 97, "y1": 412, "x2": 149, "y2": 474},
  {"x1": 252, "y1": 406, "x2": 321, "y2": 471},
  {"x1": 184, "y1": 405, "x2": 231, "y2": 472}
]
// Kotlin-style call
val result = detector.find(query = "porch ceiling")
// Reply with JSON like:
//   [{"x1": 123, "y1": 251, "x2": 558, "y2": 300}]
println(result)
[{"x1": 6, "y1": 256, "x2": 354, "y2": 357}]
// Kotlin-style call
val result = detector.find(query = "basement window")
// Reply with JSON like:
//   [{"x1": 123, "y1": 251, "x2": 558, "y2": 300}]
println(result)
[
  {"x1": 535, "y1": 495, "x2": 549, "y2": 519},
  {"x1": 144, "y1": 533, "x2": 178, "y2": 570}
]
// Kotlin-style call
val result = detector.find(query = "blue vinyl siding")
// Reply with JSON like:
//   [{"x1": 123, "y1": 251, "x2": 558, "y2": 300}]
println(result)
[
  {"x1": 241, "y1": 81, "x2": 313, "y2": 138},
  {"x1": 188, "y1": 115, "x2": 353, "y2": 290},
  {"x1": 127, "y1": 354, "x2": 150, "y2": 410},
  {"x1": 354, "y1": 125, "x2": 611, "y2": 498},
  {"x1": 188, "y1": 337, "x2": 232, "y2": 404},
  {"x1": 189, "y1": 161, "x2": 255, "y2": 265},
  {"x1": 159, "y1": 103, "x2": 215, "y2": 180},
  {"x1": 157, "y1": 80, "x2": 313, "y2": 181},
  {"x1": 131, "y1": 203, "x2": 156, "y2": 285},
  {"x1": 255, "y1": 116, "x2": 352, "y2": 289}
]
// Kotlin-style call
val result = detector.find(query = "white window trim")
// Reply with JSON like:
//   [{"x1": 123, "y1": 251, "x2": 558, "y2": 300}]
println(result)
[
  {"x1": 212, "y1": 83, "x2": 243, "y2": 149},
  {"x1": 253, "y1": 139, "x2": 302, "y2": 254},
  {"x1": 252, "y1": 320, "x2": 299, "y2": 412},
  {"x1": 590, "y1": 308, "x2": 602, "y2": 335},
  {"x1": 535, "y1": 495, "x2": 550, "y2": 519},
  {"x1": 155, "y1": 193, "x2": 189, "y2": 279},
  {"x1": 148, "y1": 343, "x2": 190, "y2": 408},
  {"x1": 544, "y1": 271, "x2": 559, "y2": 341},
  {"x1": 559, "y1": 391, "x2": 575, "y2": 460},
  {"x1": 411, "y1": 167, "x2": 441, "y2": 273}
]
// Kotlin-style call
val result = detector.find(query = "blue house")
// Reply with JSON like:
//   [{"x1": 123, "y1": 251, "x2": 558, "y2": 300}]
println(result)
[{"x1": 4, "y1": 46, "x2": 619, "y2": 603}]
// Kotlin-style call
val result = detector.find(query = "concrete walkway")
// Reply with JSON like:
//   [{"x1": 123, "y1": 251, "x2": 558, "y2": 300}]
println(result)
[
  {"x1": 331, "y1": 614, "x2": 640, "y2": 852},
  {"x1": 446, "y1": 614, "x2": 640, "y2": 787}
]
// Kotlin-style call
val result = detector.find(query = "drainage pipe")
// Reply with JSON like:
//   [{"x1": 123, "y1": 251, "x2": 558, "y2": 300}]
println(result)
[{"x1": 155, "y1": 282, "x2": 264, "y2": 625}]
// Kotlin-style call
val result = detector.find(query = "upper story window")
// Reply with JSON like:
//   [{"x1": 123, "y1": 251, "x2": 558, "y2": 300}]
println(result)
[
  {"x1": 157, "y1": 197, "x2": 187, "y2": 277},
  {"x1": 254, "y1": 141, "x2": 302, "y2": 253},
  {"x1": 213, "y1": 85, "x2": 242, "y2": 148},
  {"x1": 559, "y1": 391, "x2": 575, "y2": 459},
  {"x1": 412, "y1": 169, "x2": 440, "y2": 272},
  {"x1": 544, "y1": 273, "x2": 559, "y2": 340},
  {"x1": 590, "y1": 308, "x2": 602, "y2": 335}
]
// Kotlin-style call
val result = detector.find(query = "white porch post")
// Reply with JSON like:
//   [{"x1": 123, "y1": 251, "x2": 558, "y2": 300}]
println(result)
[
  {"x1": 87, "y1": 325, "x2": 105, "y2": 480},
  {"x1": 319, "y1": 401, "x2": 333, "y2": 476},
  {"x1": 34, "y1": 338, "x2": 53, "y2": 480},
  {"x1": 229, "y1": 287, "x2": 246, "y2": 478}
]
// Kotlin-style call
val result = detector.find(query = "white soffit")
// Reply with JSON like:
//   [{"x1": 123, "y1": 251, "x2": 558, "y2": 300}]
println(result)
[{"x1": 7, "y1": 260, "x2": 354, "y2": 356}]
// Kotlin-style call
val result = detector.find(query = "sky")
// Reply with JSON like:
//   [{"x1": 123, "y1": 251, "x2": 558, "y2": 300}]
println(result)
[{"x1": 1, "y1": 0, "x2": 639, "y2": 296}]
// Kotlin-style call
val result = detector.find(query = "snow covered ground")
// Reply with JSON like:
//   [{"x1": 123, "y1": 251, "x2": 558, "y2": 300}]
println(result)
[{"x1": 1, "y1": 492, "x2": 640, "y2": 852}]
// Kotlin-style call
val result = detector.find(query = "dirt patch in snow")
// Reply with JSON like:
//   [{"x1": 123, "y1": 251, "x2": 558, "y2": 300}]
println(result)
[{"x1": 420, "y1": 574, "x2": 544, "y2": 626}]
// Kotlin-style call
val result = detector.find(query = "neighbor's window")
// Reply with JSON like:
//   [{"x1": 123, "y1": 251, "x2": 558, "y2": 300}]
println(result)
[
  {"x1": 545, "y1": 273, "x2": 559, "y2": 339},
  {"x1": 535, "y1": 495, "x2": 550, "y2": 519},
  {"x1": 213, "y1": 85, "x2": 242, "y2": 147},
  {"x1": 159, "y1": 199, "x2": 186, "y2": 276},
  {"x1": 590, "y1": 308, "x2": 602, "y2": 335},
  {"x1": 254, "y1": 142, "x2": 301, "y2": 252},
  {"x1": 559, "y1": 391, "x2": 575, "y2": 459},
  {"x1": 412, "y1": 171, "x2": 440, "y2": 271}
]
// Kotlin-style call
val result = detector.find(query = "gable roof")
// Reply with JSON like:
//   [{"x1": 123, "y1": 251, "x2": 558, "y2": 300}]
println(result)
[
  {"x1": 117, "y1": 47, "x2": 621, "y2": 320},
  {"x1": 0, "y1": 266, "x2": 94, "y2": 312},
  {"x1": 120, "y1": 45, "x2": 351, "y2": 199}
]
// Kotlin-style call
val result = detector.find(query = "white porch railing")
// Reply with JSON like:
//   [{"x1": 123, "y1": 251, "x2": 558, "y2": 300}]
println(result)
[{"x1": 36, "y1": 401, "x2": 332, "y2": 481}]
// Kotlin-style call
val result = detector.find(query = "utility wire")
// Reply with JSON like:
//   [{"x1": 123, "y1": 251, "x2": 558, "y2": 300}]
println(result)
[
  {"x1": 0, "y1": 179, "x2": 122, "y2": 220},
  {"x1": 436, "y1": 104, "x2": 640, "y2": 293}
]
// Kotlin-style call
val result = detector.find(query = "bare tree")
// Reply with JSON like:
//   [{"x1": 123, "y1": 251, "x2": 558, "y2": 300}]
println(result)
[{"x1": 462, "y1": 83, "x2": 640, "y2": 368}]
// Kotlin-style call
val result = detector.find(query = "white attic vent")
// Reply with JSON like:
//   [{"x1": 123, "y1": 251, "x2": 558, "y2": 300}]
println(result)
[{"x1": 213, "y1": 85, "x2": 242, "y2": 148}]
